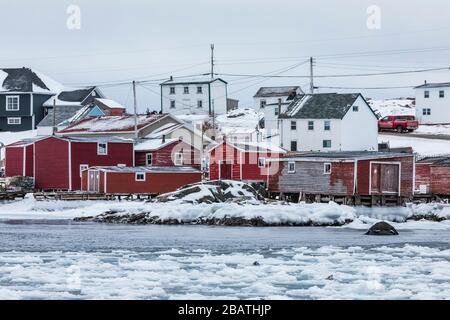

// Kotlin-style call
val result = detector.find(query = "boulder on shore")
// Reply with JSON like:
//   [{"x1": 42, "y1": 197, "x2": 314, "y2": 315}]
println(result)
[{"x1": 365, "y1": 221, "x2": 399, "y2": 236}]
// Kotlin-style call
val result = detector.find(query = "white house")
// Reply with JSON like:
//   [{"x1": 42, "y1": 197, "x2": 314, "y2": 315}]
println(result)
[
  {"x1": 279, "y1": 93, "x2": 379, "y2": 152},
  {"x1": 414, "y1": 82, "x2": 450, "y2": 124},
  {"x1": 253, "y1": 86, "x2": 303, "y2": 133},
  {"x1": 160, "y1": 77, "x2": 228, "y2": 116}
]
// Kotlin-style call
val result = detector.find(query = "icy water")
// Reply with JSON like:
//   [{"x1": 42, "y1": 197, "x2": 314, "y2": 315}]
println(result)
[{"x1": 0, "y1": 220, "x2": 449, "y2": 300}]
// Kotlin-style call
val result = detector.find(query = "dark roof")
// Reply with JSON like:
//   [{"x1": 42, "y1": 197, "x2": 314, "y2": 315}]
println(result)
[
  {"x1": 282, "y1": 151, "x2": 413, "y2": 161},
  {"x1": 414, "y1": 82, "x2": 450, "y2": 89},
  {"x1": 254, "y1": 86, "x2": 301, "y2": 98},
  {"x1": 417, "y1": 155, "x2": 450, "y2": 166},
  {"x1": 57, "y1": 87, "x2": 96, "y2": 102},
  {"x1": 161, "y1": 77, "x2": 227, "y2": 86},
  {"x1": 279, "y1": 93, "x2": 375, "y2": 120},
  {"x1": 37, "y1": 106, "x2": 84, "y2": 127},
  {"x1": 0, "y1": 68, "x2": 55, "y2": 93},
  {"x1": 91, "y1": 166, "x2": 201, "y2": 173}
]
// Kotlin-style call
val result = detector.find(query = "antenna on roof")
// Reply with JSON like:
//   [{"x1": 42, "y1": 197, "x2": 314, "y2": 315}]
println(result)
[
  {"x1": 52, "y1": 98, "x2": 56, "y2": 135},
  {"x1": 132, "y1": 81, "x2": 138, "y2": 140},
  {"x1": 210, "y1": 44, "x2": 215, "y2": 79}
]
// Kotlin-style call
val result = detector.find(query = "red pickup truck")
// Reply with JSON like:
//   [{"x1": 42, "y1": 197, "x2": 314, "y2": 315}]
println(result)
[{"x1": 378, "y1": 115, "x2": 419, "y2": 133}]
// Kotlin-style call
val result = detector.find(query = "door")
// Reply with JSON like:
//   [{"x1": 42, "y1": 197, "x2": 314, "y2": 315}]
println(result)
[
  {"x1": 371, "y1": 163, "x2": 381, "y2": 194},
  {"x1": 219, "y1": 162, "x2": 232, "y2": 180},
  {"x1": 88, "y1": 170, "x2": 100, "y2": 192},
  {"x1": 380, "y1": 164, "x2": 399, "y2": 194}
]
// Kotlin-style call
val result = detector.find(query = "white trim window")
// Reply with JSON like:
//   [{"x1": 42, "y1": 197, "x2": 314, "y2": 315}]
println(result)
[
  {"x1": 440, "y1": 90, "x2": 445, "y2": 98},
  {"x1": 183, "y1": 86, "x2": 189, "y2": 94},
  {"x1": 80, "y1": 164, "x2": 89, "y2": 177},
  {"x1": 422, "y1": 108, "x2": 431, "y2": 116},
  {"x1": 324, "y1": 120, "x2": 331, "y2": 131},
  {"x1": 197, "y1": 86, "x2": 203, "y2": 94},
  {"x1": 308, "y1": 120, "x2": 314, "y2": 131},
  {"x1": 97, "y1": 142, "x2": 108, "y2": 155},
  {"x1": 7, "y1": 117, "x2": 21, "y2": 125},
  {"x1": 170, "y1": 100, "x2": 176, "y2": 109},
  {"x1": 290, "y1": 121, "x2": 297, "y2": 131},
  {"x1": 324, "y1": 163, "x2": 332, "y2": 174},
  {"x1": 197, "y1": 100, "x2": 203, "y2": 108},
  {"x1": 146, "y1": 153, "x2": 153, "y2": 166},
  {"x1": 174, "y1": 152, "x2": 183, "y2": 166},
  {"x1": 135, "y1": 172, "x2": 146, "y2": 182},
  {"x1": 169, "y1": 87, "x2": 176, "y2": 94},
  {"x1": 288, "y1": 162, "x2": 296, "y2": 173},
  {"x1": 323, "y1": 140, "x2": 332, "y2": 148},
  {"x1": 6, "y1": 96, "x2": 19, "y2": 111},
  {"x1": 424, "y1": 90, "x2": 430, "y2": 98},
  {"x1": 352, "y1": 105, "x2": 359, "y2": 112},
  {"x1": 258, "y1": 157, "x2": 266, "y2": 168}
]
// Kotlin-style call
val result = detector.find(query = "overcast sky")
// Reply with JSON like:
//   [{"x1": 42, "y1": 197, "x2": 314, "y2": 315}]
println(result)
[{"x1": 1, "y1": 0, "x2": 450, "y2": 111}]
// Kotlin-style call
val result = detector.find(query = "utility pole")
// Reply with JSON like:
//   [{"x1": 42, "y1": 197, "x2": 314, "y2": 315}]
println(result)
[
  {"x1": 132, "y1": 81, "x2": 138, "y2": 140},
  {"x1": 309, "y1": 57, "x2": 315, "y2": 94},
  {"x1": 210, "y1": 44, "x2": 215, "y2": 79},
  {"x1": 52, "y1": 99, "x2": 56, "y2": 135}
]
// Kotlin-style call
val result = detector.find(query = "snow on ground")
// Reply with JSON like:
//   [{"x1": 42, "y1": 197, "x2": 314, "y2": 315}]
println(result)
[
  {"x1": 1, "y1": 195, "x2": 450, "y2": 230},
  {"x1": 379, "y1": 134, "x2": 450, "y2": 156},
  {"x1": 416, "y1": 124, "x2": 450, "y2": 136},
  {"x1": 0, "y1": 130, "x2": 37, "y2": 159},
  {"x1": 0, "y1": 244, "x2": 449, "y2": 299},
  {"x1": 368, "y1": 99, "x2": 415, "y2": 118}
]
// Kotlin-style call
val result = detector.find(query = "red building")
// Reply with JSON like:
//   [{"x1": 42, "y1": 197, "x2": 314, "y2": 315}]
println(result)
[
  {"x1": 81, "y1": 166, "x2": 202, "y2": 194},
  {"x1": 134, "y1": 138, "x2": 200, "y2": 169},
  {"x1": 32, "y1": 136, "x2": 134, "y2": 191},
  {"x1": 268, "y1": 151, "x2": 415, "y2": 202},
  {"x1": 4, "y1": 138, "x2": 39, "y2": 178},
  {"x1": 209, "y1": 141, "x2": 286, "y2": 182},
  {"x1": 415, "y1": 156, "x2": 450, "y2": 196}
]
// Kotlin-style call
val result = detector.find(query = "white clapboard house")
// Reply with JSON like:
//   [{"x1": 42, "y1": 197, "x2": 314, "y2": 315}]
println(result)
[
  {"x1": 414, "y1": 82, "x2": 450, "y2": 124},
  {"x1": 160, "y1": 76, "x2": 228, "y2": 116},
  {"x1": 278, "y1": 93, "x2": 379, "y2": 152}
]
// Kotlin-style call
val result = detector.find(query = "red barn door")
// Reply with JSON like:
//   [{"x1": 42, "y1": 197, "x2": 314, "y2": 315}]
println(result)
[
  {"x1": 219, "y1": 162, "x2": 232, "y2": 180},
  {"x1": 371, "y1": 163, "x2": 400, "y2": 195},
  {"x1": 88, "y1": 170, "x2": 100, "y2": 192}
]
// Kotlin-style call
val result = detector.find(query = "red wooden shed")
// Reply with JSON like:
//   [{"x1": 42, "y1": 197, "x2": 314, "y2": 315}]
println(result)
[
  {"x1": 415, "y1": 156, "x2": 450, "y2": 196},
  {"x1": 209, "y1": 141, "x2": 286, "y2": 182},
  {"x1": 268, "y1": 151, "x2": 415, "y2": 203},
  {"x1": 134, "y1": 138, "x2": 200, "y2": 169},
  {"x1": 34, "y1": 136, "x2": 134, "y2": 191},
  {"x1": 81, "y1": 166, "x2": 202, "y2": 195},
  {"x1": 5, "y1": 138, "x2": 41, "y2": 178}
]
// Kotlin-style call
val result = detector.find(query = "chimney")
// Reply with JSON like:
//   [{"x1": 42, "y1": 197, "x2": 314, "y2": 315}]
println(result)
[
  {"x1": 162, "y1": 134, "x2": 166, "y2": 143},
  {"x1": 278, "y1": 98, "x2": 282, "y2": 116},
  {"x1": 170, "y1": 76, "x2": 173, "y2": 81},
  {"x1": 425, "y1": 80, "x2": 427, "y2": 84}
]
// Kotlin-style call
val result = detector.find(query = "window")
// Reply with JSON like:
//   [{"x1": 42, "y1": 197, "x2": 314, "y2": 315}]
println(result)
[
  {"x1": 422, "y1": 108, "x2": 431, "y2": 116},
  {"x1": 308, "y1": 121, "x2": 314, "y2": 131},
  {"x1": 290, "y1": 140, "x2": 298, "y2": 152},
  {"x1": 7, "y1": 117, "x2": 21, "y2": 125},
  {"x1": 324, "y1": 163, "x2": 332, "y2": 174},
  {"x1": 135, "y1": 173, "x2": 146, "y2": 182},
  {"x1": 170, "y1": 100, "x2": 176, "y2": 109},
  {"x1": 183, "y1": 86, "x2": 189, "y2": 94},
  {"x1": 146, "y1": 153, "x2": 153, "y2": 166},
  {"x1": 197, "y1": 86, "x2": 203, "y2": 94},
  {"x1": 258, "y1": 157, "x2": 266, "y2": 168},
  {"x1": 324, "y1": 120, "x2": 331, "y2": 131},
  {"x1": 288, "y1": 162, "x2": 296, "y2": 173},
  {"x1": 197, "y1": 100, "x2": 203, "y2": 108},
  {"x1": 274, "y1": 107, "x2": 279, "y2": 116},
  {"x1": 323, "y1": 140, "x2": 332, "y2": 148},
  {"x1": 80, "y1": 164, "x2": 89, "y2": 177},
  {"x1": 170, "y1": 87, "x2": 175, "y2": 94},
  {"x1": 97, "y1": 143, "x2": 108, "y2": 155},
  {"x1": 424, "y1": 91, "x2": 430, "y2": 98},
  {"x1": 440, "y1": 90, "x2": 445, "y2": 98},
  {"x1": 174, "y1": 152, "x2": 183, "y2": 166},
  {"x1": 6, "y1": 96, "x2": 19, "y2": 111},
  {"x1": 260, "y1": 100, "x2": 266, "y2": 109},
  {"x1": 353, "y1": 105, "x2": 359, "y2": 112},
  {"x1": 291, "y1": 121, "x2": 297, "y2": 131}
]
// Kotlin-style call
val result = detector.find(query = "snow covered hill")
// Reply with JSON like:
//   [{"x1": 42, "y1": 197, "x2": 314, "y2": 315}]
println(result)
[{"x1": 368, "y1": 98, "x2": 415, "y2": 118}]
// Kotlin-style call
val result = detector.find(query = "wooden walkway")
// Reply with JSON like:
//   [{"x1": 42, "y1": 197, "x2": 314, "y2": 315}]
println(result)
[
  {"x1": 0, "y1": 191, "x2": 26, "y2": 201},
  {"x1": 33, "y1": 192, "x2": 156, "y2": 201}
]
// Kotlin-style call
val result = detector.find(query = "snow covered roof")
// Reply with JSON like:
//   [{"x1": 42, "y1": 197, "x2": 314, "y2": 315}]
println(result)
[
  {"x1": 146, "y1": 122, "x2": 184, "y2": 139},
  {"x1": 280, "y1": 93, "x2": 376, "y2": 120},
  {"x1": 94, "y1": 98, "x2": 124, "y2": 109},
  {"x1": 282, "y1": 151, "x2": 413, "y2": 161},
  {"x1": 134, "y1": 138, "x2": 178, "y2": 151},
  {"x1": 161, "y1": 76, "x2": 227, "y2": 85},
  {"x1": 62, "y1": 136, "x2": 133, "y2": 144},
  {"x1": 416, "y1": 155, "x2": 450, "y2": 166},
  {"x1": 90, "y1": 166, "x2": 201, "y2": 173},
  {"x1": 59, "y1": 114, "x2": 168, "y2": 134},
  {"x1": 6, "y1": 137, "x2": 45, "y2": 147},
  {"x1": 216, "y1": 141, "x2": 286, "y2": 154},
  {"x1": 414, "y1": 82, "x2": 450, "y2": 89},
  {"x1": 254, "y1": 86, "x2": 301, "y2": 98},
  {"x1": 0, "y1": 68, "x2": 64, "y2": 94}
]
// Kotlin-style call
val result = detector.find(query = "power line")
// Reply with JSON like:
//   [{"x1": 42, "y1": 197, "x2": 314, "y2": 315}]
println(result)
[{"x1": 317, "y1": 85, "x2": 416, "y2": 90}]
